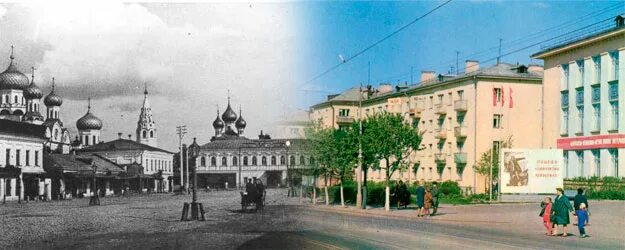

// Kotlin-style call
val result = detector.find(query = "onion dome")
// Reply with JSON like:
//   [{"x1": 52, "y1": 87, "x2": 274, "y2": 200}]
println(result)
[
  {"x1": 24, "y1": 67, "x2": 43, "y2": 99},
  {"x1": 76, "y1": 98, "x2": 103, "y2": 130},
  {"x1": 221, "y1": 103, "x2": 237, "y2": 123},
  {"x1": 235, "y1": 107, "x2": 246, "y2": 129},
  {"x1": 44, "y1": 78, "x2": 63, "y2": 106},
  {"x1": 212, "y1": 109, "x2": 225, "y2": 129},
  {"x1": 0, "y1": 46, "x2": 30, "y2": 90}
]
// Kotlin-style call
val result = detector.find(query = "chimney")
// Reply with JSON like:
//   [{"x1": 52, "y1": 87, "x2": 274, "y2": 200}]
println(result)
[
  {"x1": 465, "y1": 60, "x2": 479, "y2": 74},
  {"x1": 118, "y1": 133, "x2": 122, "y2": 139},
  {"x1": 128, "y1": 134, "x2": 132, "y2": 140},
  {"x1": 528, "y1": 64, "x2": 544, "y2": 74},
  {"x1": 420, "y1": 71, "x2": 436, "y2": 84}
]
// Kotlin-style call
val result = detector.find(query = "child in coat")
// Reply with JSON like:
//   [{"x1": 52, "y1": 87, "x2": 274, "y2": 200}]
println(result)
[
  {"x1": 576, "y1": 203, "x2": 589, "y2": 238},
  {"x1": 424, "y1": 189, "x2": 433, "y2": 217},
  {"x1": 539, "y1": 197, "x2": 553, "y2": 236}
]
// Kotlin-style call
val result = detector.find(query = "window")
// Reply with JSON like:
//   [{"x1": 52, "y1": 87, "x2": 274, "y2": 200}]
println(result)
[
  {"x1": 494, "y1": 88, "x2": 502, "y2": 102},
  {"x1": 261, "y1": 156, "x2": 267, "y2": 166},
  {"x1": 338, "y1": 109, "x2": 350, "y2": 117},
  {"x1": 252, "y1": 156, "x2": 257, "y2": 166},
  {"x1": 609, "y1": 149, "x2": 618, "y2": 178},
  {"x1": 610, "y1": 102, "x2": 619, "y2": 131},
  {"x1": 5, "y1": 149, "x2": 9, "y2": 165},
  {"x1": 271, "y1": 156, "x2": 276, "y2": 165},
  {"x1": 457, "y1": 90, "x2": 464, "y2": 100},
  {"x1": 561, "y1": 109, "x2": 569, "y2": 135},
  {"x1": 211, "y1": 157, "x2": 216, "y2": 166},
  {"x1": 290, "y1": 155, "x2": 295, "y2": 166},
  {"x1": 201, "y1": 157, "x2": 206, "y2": 166},
  {"x1": 300, "y1": 156, "x2": 305, "y2": 165},
  {"x1": 429, "y1": 96, "x2": 433, "y2": 108},
  {"x1": 593, "y1": 56, "x2": 601, "y2": 83},
  {"x1": 577, "y1": 60, "x2": 585, "y2": 85},
  {"x1": 437, "y1": 94, "x2": 444, "y2": 105},
  {"x1": 92, "y1": 135, "x2": 96, "y2": 144},
  {"x1": 493, "y1": 114, "x2": 502, "y2": 128},
  {"x1": 610, "y1": 51, "x2": 619, "y2": 81},
  {"x1": 280, "y1": 156, "x2": 285, "y2": 165},
  {"x1": 577, "y1": 151, "x2": 584, "y2": 177},
  {"x1": 222, "y1": 157, "x2": 227, "y2": 166},
  {"x1": 447, "y1": 93, "x2": 452, "y2": 106},
  {"x1": 592, "y1": 150, "x2": 600, "y2": 177},
  {"x1": 592, "y1": 104, "x2": 600, "y2": 132},
  {"x1": 143, "y1": 131, "x2": 147, "y2": 138},
  {"x1": 243, "y1": 156, "x2": 248, "y2": 166},
  {"x1": 35, "y1": 151, "x2": 39, "y2": 166},
  {"x1": 15, "y1": 149, "x2": 20, "y2": 166},
  {"x1": 233, "y1": 156, "x2": 238, "y2": 166},
  {"x1": 609, "y1": 81, "x2": 619, "y2": 101},
  {"x1": 25, "y1": 150, "x2": 30, "y2": 166},
  {"x1": 577, "y1": 107, "x2": 584, "y2": 134},
  {"x1": 14, "y1": 95, "x2": 17, "y2": 104},
  {"x1": 150, "y1": 131, "x2": 154, "y2": 138}
]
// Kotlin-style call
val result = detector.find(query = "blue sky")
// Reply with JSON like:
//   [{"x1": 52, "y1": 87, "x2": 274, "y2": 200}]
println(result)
[{"x1": 295, "y1": 1, "x2": 624, "y2": 109}]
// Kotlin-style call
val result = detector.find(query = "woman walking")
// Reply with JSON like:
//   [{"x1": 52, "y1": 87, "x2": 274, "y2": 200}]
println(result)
[{"x1": 552, "y1": 187, "x2": 574, "y2": 237}]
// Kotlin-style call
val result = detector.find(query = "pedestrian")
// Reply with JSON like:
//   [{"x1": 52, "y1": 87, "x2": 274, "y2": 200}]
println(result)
[
  {"x1": 255, "y1": 179, "x2": 265, "y2": 208},
  {"x1": 431, "y1": 182, "x2": 440, "y2": 215},
  {"x1": 539, "y1": 197, "x2": 553, "y2": 236},
  {"x1": 399, "y1": 180, "x2": 409, "y2": 209},
  {"x1": 416, "y1": 180, "x2": 426, "y2": 217},
  {"x1": 552, "y1": 187, "x2": 574, "y2": 237},
  {"x1": 573, "y1": 188, "x2": 590, "y2": 225},
  {"x1": 424, "y1": 188, "x2": 433, "y2": 217},
  {"x1": 575, "y1": 203, "x2": 590, "y2": 238}
]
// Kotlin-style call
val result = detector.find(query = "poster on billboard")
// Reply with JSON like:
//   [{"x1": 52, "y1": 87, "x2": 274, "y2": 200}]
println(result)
[{"x1": 499, "y1": 149, "x2": 563, "y2": 194}]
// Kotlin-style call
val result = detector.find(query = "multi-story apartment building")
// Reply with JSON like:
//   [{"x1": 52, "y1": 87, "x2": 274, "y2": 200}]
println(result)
[
  {"x1": 310, "y1": 61, "x2": 544, "y2": 193},
  {"x1": 532, "y1": 15, "x2": 624, "y2": 179}
]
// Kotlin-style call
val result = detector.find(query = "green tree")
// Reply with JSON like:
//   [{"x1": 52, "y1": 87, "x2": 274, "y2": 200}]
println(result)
[
  {"x1": 474, "y1": 136, "x2": 513, "y2": 193},
  {"x1": 348, "y1": 119, "x2": 380, "y2": 208},
  {"x1": 305, "y1": 123, "x2": 334, "y2": 206},
  {"x1": 362, "y1": 113, "x2": 423, "y2": 211},
  {"x1": 330, "y1": 128, "x2": 357, "y2": 207}
]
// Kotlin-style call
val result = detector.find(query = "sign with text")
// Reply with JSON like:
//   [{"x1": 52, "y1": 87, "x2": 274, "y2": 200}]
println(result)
[
  {"x1": 557, "y1": 134, "x2": 625, "y2": 150},
  {"x1": 500, "y1": 149, "x2": 563, "y2": 194}
]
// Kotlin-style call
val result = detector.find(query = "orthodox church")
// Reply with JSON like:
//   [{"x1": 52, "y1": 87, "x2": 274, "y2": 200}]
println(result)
[{"x1": 193, "y1": 94, "x2": 311, "y2": 189}]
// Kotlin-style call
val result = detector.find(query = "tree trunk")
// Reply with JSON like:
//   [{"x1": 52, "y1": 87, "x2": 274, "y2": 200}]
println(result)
[
  {"x1": 384, "y1": 159, "x2": 391, "y2": 211},
  {"x1": 340, "y1": 183, "x2": 345, "y2": 207},
  {"x1": 362, "y1": 166, "x2": 368, "y2": 209},
  {"x1": 312, "y1": 177, "x2": 317, "y2": 205},
  {"x1": 324, "y1": 174, "x2": 329, "y2": 206}
]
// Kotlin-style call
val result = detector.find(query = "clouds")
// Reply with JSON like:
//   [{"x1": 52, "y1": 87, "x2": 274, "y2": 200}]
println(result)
[{"x1": 0, "y1": 2, "x2": 302, "y2": 150}]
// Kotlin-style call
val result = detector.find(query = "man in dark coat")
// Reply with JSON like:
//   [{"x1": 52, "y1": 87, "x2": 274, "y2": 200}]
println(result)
[
  {"x1": 416, "y1": 180, "x2": 426, "y2": 217},
  {"x1": 245, "y1": 179, "x2": 257, "y2": 204},
  {"x1": 573, "y1": 188, "x2": 589, "y2": 224},
  {"x1": 431, "y1": 182, "x2": 440, "y2": 215},
  {"x1": 552, "y1": 187, "x2": 574, "y2": 236},
  {"x1": 255, "y1": 179, "x2": 265, "y2": 209}
]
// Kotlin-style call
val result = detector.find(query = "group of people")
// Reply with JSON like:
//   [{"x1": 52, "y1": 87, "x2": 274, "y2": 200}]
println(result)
[
  {"x1": 391, "y1": 180, "x2": 411, "y2": 208},
  {"x1": 244, "y1": 179, "x2": 266, "y2": 210},
  {"x1": 415, "y1": 181, "x2": 439, "y2": 217},
  {"x1": 540, "y1": 188, "x2": 590, "y2": 238}
]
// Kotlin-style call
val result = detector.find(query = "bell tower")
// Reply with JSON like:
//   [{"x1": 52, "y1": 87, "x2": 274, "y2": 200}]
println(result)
[{"x1": 136, "y1": 84, "x2": 157, "y2": 147}]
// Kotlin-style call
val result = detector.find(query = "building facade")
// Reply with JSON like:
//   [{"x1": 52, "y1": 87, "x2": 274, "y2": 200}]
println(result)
[
  {"x1": 310, "y1": 62, "x2": 544, "y2": 193},
  {"x1": 533, "y1": 15, "x2": 624, "y2": 179},
  {"x1": 195, "y1": 97, "x2": 311, "y2": 189}
]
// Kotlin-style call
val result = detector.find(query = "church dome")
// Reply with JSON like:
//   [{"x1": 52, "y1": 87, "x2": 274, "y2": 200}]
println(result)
[
  {"x1": 44, "y1": 78, "x2": 63, "y2": 106},
  {"x1": 213, "y1": 110, "x2": 225, "y2": 129},
  {"x1": 221, "y1": 103, "x2": 237, "y2": 123},
  {"x1": 76, "y1": 112, "x2": 103, "y2": 130},
  {"x1": 235, "y1": 108, "x2": 246, "y2": 129},
  {"x1": 24, "y1": 72, "x2": 43, "y2": 99},
  {"x1": 0, "y1": 53, "x2": 30, "y2": 90}
]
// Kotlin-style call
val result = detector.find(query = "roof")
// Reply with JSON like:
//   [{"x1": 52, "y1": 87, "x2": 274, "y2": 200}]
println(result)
[
  {"x1": 199, "y1": 137, "x2": 308, "y2": 151},
  {"x1": 44, "y1": 153, "x2": 125, "y2": 174},
  {"x1": 78, "y1": 139, "x2": 174, "y2": 154},
  {"x1": 311, "y1": 87, "x2": 364, "y2": 109},
  {"x1": 0, "y1": 119, "x2": 47, "y2": 139}
]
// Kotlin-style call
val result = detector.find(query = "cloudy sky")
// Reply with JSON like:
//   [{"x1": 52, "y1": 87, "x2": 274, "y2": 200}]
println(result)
[{"x1": 0, "y1": 2, "x2": 304, "y2": 151}]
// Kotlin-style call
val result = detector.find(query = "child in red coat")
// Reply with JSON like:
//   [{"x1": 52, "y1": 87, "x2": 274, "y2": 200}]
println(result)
[{"x1": 539, "y1": 197, "x2": 553, "y2": 236}]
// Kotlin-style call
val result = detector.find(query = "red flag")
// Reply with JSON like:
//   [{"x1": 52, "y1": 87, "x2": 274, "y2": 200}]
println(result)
[
  {"x1": 501, "y1": 86, "x2": 505, "y2": 107},
  {"x1": 509, "y1": 87, "x2": 513, "y2": 108},
  {"x1": 493, "y1": 88, "x2": 497, "y2": 106}
]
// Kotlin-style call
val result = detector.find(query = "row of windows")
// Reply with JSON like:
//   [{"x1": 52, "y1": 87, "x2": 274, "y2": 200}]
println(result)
[
  {"x1": 563, "y1": 149, "x2": 619, "y2": 178},
  {"x1": 2, "y1": 148, "x2": 41, "y2": 167},
  {"x1": 364, "y1": 90, "x2": 466, "y2": 115},
  {"x1": 561, "y1": 51, "x2": 619, "y2": 90},
  {"x1": 2, "y1": 95, "x2": 24, "y2": 105},
  {"x1": 560, "y1": 99, "x2": 619, "y2": 135},
  {"x1": 145, "y1": 158, "x2": 171, "y2": 173},
  {"x1": 200, "y1": 155, "x2": 313, "y2": 167}
]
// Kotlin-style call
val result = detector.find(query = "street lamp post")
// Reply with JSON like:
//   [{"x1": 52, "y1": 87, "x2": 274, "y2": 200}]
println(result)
[
  {"x1": 181, "y1": 138, "x2": 205, "y2": 221},
  {"x1": 176, "y1": 125, "x2": 187, "y2": 193},
  {"x1": 285, "y1": 140, "x2": 292, "y2": 197},
  {"x1": 89, "y1": 162, "x2": 100, "y2": 206}
]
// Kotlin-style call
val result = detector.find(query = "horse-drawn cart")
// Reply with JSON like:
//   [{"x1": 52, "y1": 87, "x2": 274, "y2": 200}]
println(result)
[{"x1": 240, "y1": 190, "x2": 266, "y2": 212}]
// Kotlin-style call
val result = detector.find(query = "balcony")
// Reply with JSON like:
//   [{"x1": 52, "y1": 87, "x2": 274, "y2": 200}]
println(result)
[
  {"x1": 454, "y1": 126, "x2": 468, "y2": 139},
  {"x1": 434, "y1": 153, "x2": 446, "y2": 163},
  {"x1": 409, "y1": 107, "x2": 423, "y2": 118},
  {"x1": 454, "y1": 153, "x2": 467, "y2": 164},
  {"x1": 434, "y1": 128, "x2": 447, "y2": 140},
  {"x1": 336, "y1": 115, "x2": 354, "y2": 124},
  {"x1": 434, "y1": 104, "x2": 447, "y2": 115},
  {"x1": 453, "y1": 100, "x2": 468, "y2": 112}
]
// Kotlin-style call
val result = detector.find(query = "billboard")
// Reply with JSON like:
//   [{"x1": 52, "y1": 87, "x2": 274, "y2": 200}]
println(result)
[{"x1": 499, "y1": 149, "x2": 563, "y2": 194}]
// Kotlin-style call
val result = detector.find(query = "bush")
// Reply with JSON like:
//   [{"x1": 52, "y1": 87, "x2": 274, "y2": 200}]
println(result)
[{"x1": 439, "y1": 180, "x2": 462, "y2": 196}]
